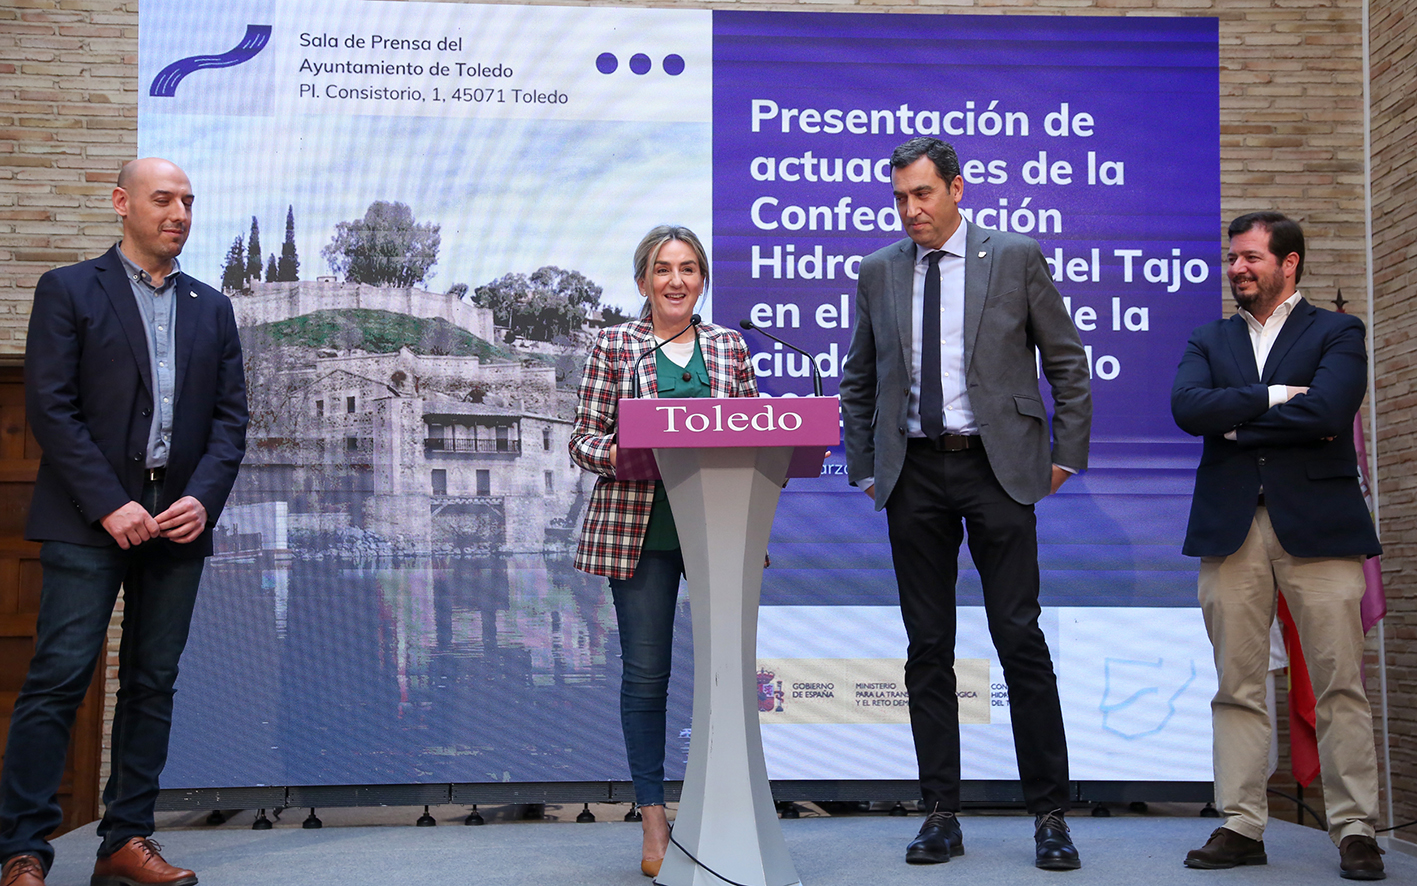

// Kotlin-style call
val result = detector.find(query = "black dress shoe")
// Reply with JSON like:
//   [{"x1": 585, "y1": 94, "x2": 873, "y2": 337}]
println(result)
[
  {"x1": 906, "y1": 806, "x2": 964, "y2": 864},
  {"x1": 1034, "y1": 809, "x2": 1081, "y2": 871}
]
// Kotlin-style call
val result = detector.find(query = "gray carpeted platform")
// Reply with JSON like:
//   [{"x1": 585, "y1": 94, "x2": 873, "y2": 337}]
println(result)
[{"x1": 43, "y1": 813, "x2": 1416, "y2": 885}]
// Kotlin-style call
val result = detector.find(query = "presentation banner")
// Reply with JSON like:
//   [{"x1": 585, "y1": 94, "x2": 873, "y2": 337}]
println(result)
[{"x1": 138, "y1": 0, "x2": 1220, "y2": 790}]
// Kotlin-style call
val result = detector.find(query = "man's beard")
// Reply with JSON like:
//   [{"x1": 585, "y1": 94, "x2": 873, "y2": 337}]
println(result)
[{"x1": 1231, "y1": 265, "x2": 1287, "y2": 315}]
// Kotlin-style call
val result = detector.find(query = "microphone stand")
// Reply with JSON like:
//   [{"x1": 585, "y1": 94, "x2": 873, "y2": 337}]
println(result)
[
  {"x1": 739, "y1": 319, "x2": 824, "y2": 396},
  {"x1": 631, "y1": 313, "x2": 701, "y2": 398}
]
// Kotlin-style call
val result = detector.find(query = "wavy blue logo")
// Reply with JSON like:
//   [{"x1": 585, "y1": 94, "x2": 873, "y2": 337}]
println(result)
[{"x1": 150, "y1": 25, "x2": 273, "y2": 97}]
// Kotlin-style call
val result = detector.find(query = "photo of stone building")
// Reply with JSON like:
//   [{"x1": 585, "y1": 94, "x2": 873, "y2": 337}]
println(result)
[{"x1": 223, "y1": 279, "x2": 588, "y2": 558}]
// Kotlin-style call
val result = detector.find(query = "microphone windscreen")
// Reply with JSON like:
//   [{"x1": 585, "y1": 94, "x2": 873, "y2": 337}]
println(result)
[
  {"x1": 739, "y1": 318, "x2": 754, "y2": 330},
  {"x1": 691, "y1": 313, "x2": 702, "y2": 325}
]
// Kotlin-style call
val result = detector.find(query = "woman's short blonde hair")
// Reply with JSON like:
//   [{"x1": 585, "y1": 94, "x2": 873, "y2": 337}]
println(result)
[{"x1": 632, "y1": 225, "x2": 709, "y2": 320}]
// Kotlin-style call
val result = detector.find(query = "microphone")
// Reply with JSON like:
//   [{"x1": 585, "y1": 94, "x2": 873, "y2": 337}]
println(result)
[
  {"x1": 739, "y1": 319, "x2": 823, "y2": 397},
  {"x1": 631, "y1": 314, "x2": 701, "y2": 398}
]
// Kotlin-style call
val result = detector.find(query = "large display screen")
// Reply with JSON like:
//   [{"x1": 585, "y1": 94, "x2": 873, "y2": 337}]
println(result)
[{"x1": 138, "y1": 0, "x2": 1221, "y2": 789}]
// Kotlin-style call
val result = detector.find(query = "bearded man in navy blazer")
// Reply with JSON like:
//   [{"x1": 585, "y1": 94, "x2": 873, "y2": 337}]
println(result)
[
  {"x1": 840, "y1": 137, "x2": 1092, "y2": 871},
  {"x1": 0, "y1": 159, "x2": 247, "y2": 886},
  {"x1": 1172, "y1": 212, "x2": 1384, "y2": 881}
]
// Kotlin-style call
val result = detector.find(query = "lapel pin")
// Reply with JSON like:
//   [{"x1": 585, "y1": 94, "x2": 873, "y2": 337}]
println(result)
[{"x1": 978, "y1": 251, "x2": 987, "y2": 258}]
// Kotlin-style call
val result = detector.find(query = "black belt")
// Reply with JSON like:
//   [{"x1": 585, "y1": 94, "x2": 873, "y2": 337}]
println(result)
[
  {"x1": 144, "y1": 467, "x2": 166, "y2": 483},
  {"x1": 908, "y1": 434, "x2": 983, "y2": 452}
]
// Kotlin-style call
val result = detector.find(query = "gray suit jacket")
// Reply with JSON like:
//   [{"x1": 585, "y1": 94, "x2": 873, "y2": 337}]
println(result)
[{"x1": 840, "y1": 222, "x2": 1092, "y2": 509}]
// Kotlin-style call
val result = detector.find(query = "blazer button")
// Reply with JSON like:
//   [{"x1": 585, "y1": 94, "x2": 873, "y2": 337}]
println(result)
[
  {"x1": 1258, "y1": 456, "x2": 1266, "y2": 466},
  {"x1": 133, "y1": 452, "x2": 143, "y2": 461},
  {"x1": 142, "y1": 408, "x2": 152, "y2": 417}
]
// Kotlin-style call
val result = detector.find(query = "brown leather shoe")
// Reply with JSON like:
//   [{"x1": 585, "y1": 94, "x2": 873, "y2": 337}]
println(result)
[
  {"x1": 91, "y1": 838, "x2": 196, "y2": 886},
  {"x1": 1184, "y1": 827, "x2": 1267, "y2": 868},
  {"x1": 1, "y1": 855, "x2": 45, "y2": 886},
  {"x1": 1339, "y1": 835, "x2": 1386, "y2": 881}
]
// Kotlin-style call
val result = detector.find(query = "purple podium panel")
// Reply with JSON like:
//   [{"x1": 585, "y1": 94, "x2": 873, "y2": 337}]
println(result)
[{"x1": 616, "y1": 396, "x2": 840, "y2": 480}]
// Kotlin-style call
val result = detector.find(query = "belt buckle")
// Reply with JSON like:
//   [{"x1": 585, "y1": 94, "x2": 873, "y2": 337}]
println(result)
[{"x1": 940, "y1": 435, "x2": 965, "y2": 452}]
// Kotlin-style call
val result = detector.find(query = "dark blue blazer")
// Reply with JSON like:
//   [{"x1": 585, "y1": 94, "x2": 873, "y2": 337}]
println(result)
[
  {"x1": 1171, "y1": 298, "x2": 1379, "y2": 559},
  {"x1": 24, "y1": 245, "x2": 248, "y2": 558}
]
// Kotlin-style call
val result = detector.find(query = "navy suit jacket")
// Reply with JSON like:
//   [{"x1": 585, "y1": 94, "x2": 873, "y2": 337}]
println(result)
[
  {"x1": 24, "y1": 245, "x2": 248, "y2": 558},
  {"x1": 1171, "y1": 298, "x2": 1380, "y2": 559}
]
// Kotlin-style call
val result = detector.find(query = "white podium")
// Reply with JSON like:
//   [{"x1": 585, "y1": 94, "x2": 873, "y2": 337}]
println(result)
[{"x1": 618, "y1": 396, "x2": 840, "y2": 886}]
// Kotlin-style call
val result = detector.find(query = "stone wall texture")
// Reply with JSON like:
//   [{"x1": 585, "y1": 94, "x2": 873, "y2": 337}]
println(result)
[{"x1": 2, "y1": 0, "x2": 1411, "y2": 847}]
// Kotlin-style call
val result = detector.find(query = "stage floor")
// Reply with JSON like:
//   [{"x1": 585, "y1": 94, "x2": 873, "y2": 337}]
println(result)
[{"x1": 44, "y1": 804, "x2": 1416, "y2": 885}]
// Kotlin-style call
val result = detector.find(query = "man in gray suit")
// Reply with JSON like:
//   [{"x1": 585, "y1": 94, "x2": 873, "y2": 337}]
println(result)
[{"x1": 840, "y1": 137, "x2": 1092, "y2": 870}]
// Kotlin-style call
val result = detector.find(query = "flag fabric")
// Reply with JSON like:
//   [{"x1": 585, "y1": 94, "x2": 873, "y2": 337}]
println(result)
[
  {"x1": 1335, "y1": 291, "x2": 1386, "y2": 631},
  {"x1": 1352, "y1": 410, "x2": 1387, "y2": 632},
  {"x1": 1276, "y1": 594, "x2": 1320, "y2": 787}
]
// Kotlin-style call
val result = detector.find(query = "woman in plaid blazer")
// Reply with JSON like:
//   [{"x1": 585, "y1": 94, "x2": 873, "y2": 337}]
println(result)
[{"x1": 570, "y1": 226, "x2": 757, "y2": 877}]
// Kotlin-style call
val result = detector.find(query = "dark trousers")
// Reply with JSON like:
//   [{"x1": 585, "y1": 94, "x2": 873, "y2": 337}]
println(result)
[
  {"x1": 608, "y1": 549, "x2": 684, "y2": 807},
  {"x1": 884, "y1": 443, "x2": 1069, "y2": 814},
  {"x1": 0, "y1": 482, "x2": 204, "y2": 871}
]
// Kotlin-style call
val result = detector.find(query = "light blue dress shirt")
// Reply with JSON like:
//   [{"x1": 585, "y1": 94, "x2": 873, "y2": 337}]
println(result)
[{"x1": 116, "y1": 246, "x2": 178, "y2": 469}]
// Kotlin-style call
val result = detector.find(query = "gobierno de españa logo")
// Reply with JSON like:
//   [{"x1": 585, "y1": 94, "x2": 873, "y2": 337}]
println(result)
[{"x1": 150, "y1": 25, "x2": 273, "y2": 97}]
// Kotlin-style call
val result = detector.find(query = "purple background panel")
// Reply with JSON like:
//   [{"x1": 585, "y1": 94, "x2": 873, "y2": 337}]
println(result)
[{"x1": 713, "y1": 12, "x2": 1220, "y2": 608}]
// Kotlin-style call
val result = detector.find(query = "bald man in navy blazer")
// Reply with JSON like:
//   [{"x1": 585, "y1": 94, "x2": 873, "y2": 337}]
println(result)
[
  {"x1": 0, "y1": 158, "x2": 247, "y2": 886},
  {"x1": 1172, "y1": 212, "x2": 1384, "y2": 880}
]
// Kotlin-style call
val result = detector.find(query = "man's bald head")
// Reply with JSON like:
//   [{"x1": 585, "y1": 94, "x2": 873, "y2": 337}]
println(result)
[
  {"x1": 116, "y1": 157, "x2": 187, "y2": 192},
  {"x1": 113, "y1": 158, "x2": 193, "y2": 278}
]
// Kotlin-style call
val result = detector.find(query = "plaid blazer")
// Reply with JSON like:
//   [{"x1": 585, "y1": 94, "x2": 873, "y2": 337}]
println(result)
[{"x1": 571, "y1": 319, "x2": 759, "y2": 579}]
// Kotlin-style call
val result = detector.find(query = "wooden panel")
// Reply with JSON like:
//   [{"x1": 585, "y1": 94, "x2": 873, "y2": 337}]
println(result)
[
  {"x1": 18, "y1": 555, "x2": 41, "y2": 613},
  {"x1": 0, "y1": 559, "x2": 17, "y2": 614},
  {"x1": 0, "y1": 638, "x2": 37, "y2": 690},
  {"x1": 0, "y1": 367, "x2": 102, "y2": 834},
  {"x1": 0, "y1": 373, "x2": 28, "y2": 462},
  {"x1": 0, "y1": 613, "x2": 38, "y2": 638}
]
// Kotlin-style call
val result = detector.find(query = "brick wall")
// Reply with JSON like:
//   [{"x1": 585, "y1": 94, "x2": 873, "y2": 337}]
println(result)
[
  {"x1": 0, "y1": 1, "x2": 1380, "y2": 352},
  {"x1": 1370, "y1": 0, "x2": 1417, "y2": 847},
  {"x1": 2, "y1": 0, "x2": 1410, "y2": 842},
  {"x1": 0, "y1": 1, "x2": 136, "y2": 352}
]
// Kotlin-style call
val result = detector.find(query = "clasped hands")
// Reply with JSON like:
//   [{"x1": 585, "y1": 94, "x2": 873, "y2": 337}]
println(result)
[{"x1": 100, "y1": 495, "x2": 207, "y2": 549}]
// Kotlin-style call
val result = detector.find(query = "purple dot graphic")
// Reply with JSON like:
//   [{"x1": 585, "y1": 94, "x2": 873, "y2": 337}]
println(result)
[
  {"x1": 663, "y1": 54, "x2": 685, "y2": 76},
  {"x1": 629, "y1": 53, "x2": 651, "y2": 75},
  {"x1": 596, "y1": 52, "x2": 618, "y2": 74}
]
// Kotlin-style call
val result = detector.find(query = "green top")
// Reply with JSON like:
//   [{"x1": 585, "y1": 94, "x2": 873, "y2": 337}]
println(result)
[{"x1": 641, "y1": 339, "x2": 711, "y2": 551}]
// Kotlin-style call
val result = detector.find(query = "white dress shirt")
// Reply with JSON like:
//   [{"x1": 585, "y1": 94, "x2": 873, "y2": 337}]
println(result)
[
  {"x1": 908, "y1": 221, "x2": 975, "y2": 436},
  {"x1": 1241, "y1": 291, "x2": 1304, "y2": 406},
  {"x1": 1224, "y1": 291, "x2": 1303, "y2": 442}
]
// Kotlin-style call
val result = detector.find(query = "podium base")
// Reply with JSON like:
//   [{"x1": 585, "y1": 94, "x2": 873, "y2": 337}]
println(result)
[{"x1": 652, "y1": 445, "x2": 801, "y2": 886}]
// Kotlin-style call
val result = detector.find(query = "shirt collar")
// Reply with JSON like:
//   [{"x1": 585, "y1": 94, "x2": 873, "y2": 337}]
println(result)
[
  {"x1": 915, "y1": 221, "x2": 968, "y2": 263},
  {"x1": 116, "y1": 242, "x2": 181, "y2": 290},
  {"x1": 1239, "y1": 291, "x2": 1302, "y2": 333}
]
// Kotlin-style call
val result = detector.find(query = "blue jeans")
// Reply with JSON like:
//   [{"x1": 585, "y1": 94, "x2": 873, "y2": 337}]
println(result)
[
  {"x1": 609, "y1": 549, "x2": 684, "y2": 807},
  {"x1": 0, "y1": 483, "x2": 204, "y2": 871}
]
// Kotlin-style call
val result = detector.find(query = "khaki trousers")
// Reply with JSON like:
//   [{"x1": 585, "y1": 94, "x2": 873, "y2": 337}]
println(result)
[{"x1": 1198, "y1": 507, "x2": 1379, "y2": 845}]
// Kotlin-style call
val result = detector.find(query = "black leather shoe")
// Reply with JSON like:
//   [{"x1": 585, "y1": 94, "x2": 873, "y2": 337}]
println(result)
[
  {"x1": 905, "y1": 805, "x2": 964, "y2": 864},
  {"x1": 1034, "y1": 809, "x2": 1081, "y2": 871},
  {"x1": 1184, "y1": 827, "x2": 1267, "y2": 869}
]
